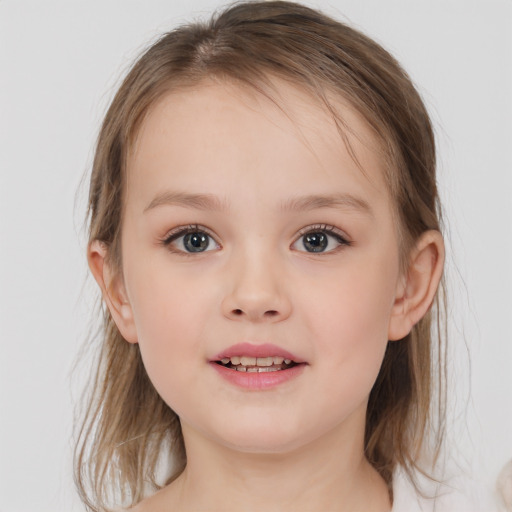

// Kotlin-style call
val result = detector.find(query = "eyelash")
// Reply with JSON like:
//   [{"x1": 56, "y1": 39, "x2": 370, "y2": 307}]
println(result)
[
  {"x1": 294, "y1": 224, "x2": 351, "y2": 253},
  {"x1": 161, "y1": 224, "x2": 220, "y2": 254},
  {"x1": 160, "y1": 223, "x2": 351, "y2": 254}
]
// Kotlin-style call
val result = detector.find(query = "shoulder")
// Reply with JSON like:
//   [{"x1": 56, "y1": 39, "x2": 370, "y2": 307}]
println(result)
[
  {"x1": 391, "y1": 467, "x2": 502, "y2": 512},
  {"x1": 122, "y1": 481, "x2": 181, "y2": 512}
]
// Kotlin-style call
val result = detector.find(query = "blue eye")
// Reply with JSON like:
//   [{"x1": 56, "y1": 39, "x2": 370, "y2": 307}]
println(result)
[
  {"x1": 163, "y1": 226, "x2": 219, "y2": 254},
  {"x1": 293, "y1": 225, "x2": 349, "y2": 253}
]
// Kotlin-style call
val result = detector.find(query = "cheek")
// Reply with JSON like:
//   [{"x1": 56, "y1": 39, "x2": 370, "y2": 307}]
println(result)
[
  {"x1": 124, "y1": 262, "x2": 217, "y2": 399},
  {"x1": 126, "y1": 251, "x2": 216, "y2": 337},
  {"x1": 302, "y1": 251, "x2": 399, "y2": 379}
]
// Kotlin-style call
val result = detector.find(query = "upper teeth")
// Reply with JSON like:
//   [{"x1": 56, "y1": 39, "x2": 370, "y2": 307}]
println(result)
[{"x1": 220, "y1": 356, "x2": 292, "y2": 366}]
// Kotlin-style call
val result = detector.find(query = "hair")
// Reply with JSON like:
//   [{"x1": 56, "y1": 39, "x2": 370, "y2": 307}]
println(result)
[{"x1": 75, "y1": 1, "x2": 447, "y2": 510}]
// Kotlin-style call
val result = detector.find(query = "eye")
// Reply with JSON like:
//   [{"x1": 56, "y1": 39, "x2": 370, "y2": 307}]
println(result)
[
  {"x1": 162, "y1": 225, "x2": 220, "y2": 254},
  {"x1": 292, "y1": 225, "x2": 350, "y2": 253}
]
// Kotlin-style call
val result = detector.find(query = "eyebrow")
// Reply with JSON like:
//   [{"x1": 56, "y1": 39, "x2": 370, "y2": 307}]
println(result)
[
  {"x1": 280, "y1": 193, "x2": 373, "y2": 217},
  {"x1": 144, "y1": 191, "x2": 229, "y2": 213},
  {"x1": 144, "y1": 190, "x2": 373, "y2": 217}
]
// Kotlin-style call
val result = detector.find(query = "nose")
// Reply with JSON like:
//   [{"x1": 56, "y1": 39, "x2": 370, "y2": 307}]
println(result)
[{"x1": 221, "y1": 250, "x2": 292, "y2": 323}]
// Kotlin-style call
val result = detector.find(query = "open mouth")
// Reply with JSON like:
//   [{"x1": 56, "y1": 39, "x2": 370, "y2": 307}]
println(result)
[{"x1": 215, "y1": 356, "x2": 298, "y2": 373}]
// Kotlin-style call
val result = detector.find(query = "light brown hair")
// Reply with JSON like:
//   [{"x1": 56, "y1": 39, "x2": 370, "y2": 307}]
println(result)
[{"x1": 75, "y1": 1, "x2": 446, "y2": 510}]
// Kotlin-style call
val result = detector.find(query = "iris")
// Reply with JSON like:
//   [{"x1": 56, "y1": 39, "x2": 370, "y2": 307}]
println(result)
[
  {"x1": 303, "y1": 232, "x2": 328, "y2": 252},
  {"x1": 184, "y1": 232, "x2": 210, "y2": 252}
]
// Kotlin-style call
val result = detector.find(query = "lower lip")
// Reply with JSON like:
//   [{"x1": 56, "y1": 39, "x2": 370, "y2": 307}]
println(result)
[{"x1": 210, "y1": 362, "x2": 306, "y2": 390}]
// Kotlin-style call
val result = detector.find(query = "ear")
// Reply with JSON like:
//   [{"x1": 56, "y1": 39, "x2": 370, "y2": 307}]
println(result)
[
  {"x1": 88, "y1": 240, "x2": 138, "y2": 343},
  {"x1": 388, "y1": 230, "x2": 445, "y2": 341}
]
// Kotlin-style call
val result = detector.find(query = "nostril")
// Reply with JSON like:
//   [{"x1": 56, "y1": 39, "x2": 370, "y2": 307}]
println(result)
[{"x1": 228, "y1": 308, "x2": 283, "y2": 320}]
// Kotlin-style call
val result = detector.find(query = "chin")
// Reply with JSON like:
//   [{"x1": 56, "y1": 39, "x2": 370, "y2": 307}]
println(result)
[{"x1": 213, "y1": 421, "x2": 316, "y2": 455}]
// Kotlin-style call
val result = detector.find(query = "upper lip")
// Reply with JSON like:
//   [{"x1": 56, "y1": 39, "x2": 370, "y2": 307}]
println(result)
[{"x1": 211, "y1": 342, "x2": 306, "y2": 363}]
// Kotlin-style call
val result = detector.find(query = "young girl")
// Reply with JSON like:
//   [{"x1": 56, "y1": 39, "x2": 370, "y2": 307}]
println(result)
[{"x1": 75, "y1": 1, "x2": 483, "y2": 510}]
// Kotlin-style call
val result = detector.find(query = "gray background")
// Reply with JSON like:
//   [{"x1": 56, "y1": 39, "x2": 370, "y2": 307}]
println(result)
[{"x1": 0, "y1": 1, "x2": 511, "y2": 510}]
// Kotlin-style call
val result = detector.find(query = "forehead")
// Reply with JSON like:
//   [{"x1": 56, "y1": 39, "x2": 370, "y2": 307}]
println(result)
[{"x1": 126, "y1": 78, "x2": 390, "y2": 213}]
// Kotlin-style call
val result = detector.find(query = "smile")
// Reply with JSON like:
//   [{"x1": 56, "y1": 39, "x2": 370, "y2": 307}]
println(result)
[
  {"x1": 216, "y1": 356, "x2": 296, "y2": 372},
  {"x1": 210, "y1": 343, "x2": 306, "y2": 390}
]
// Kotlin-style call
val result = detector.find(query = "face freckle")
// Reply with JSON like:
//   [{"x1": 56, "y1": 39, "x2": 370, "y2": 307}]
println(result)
[{"x1": 120, "y1": 78, "x2": 403, "y2": 454}]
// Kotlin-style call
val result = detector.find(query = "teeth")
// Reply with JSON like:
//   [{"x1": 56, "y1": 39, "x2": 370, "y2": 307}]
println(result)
[
  {"x1": 256, "y1": 357, "x2": 273, "y2": 367},
  {"x1": 218, "y1": 355, "x2": 296, "y2": 370},
  {"x1": 235, "y1": 365, "x2": 284, "y2": 372}
]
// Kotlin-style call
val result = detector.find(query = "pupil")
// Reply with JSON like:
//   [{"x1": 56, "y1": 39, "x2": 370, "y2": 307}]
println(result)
[
  {"x1": 184, "y1": 232, "x2": 209, "y2": 252},
  {"x1": 303, "y1": 232, "x2": 327, "y2": 252}
]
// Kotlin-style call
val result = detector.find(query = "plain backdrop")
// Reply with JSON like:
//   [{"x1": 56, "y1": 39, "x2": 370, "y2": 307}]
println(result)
[{"x1": 0, "y1": 1, "x2": 511, "y2": 511}]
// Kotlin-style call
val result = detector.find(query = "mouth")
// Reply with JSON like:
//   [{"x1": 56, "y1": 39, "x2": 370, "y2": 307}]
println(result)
[
  {"x1": 215, "y1": 355, "x2": 298, "y2": 373},
  {"x1": 210, "y1": 343, "x2": 306, "y2": 389}
]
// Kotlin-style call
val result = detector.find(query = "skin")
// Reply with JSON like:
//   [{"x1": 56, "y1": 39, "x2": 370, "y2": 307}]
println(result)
[{"x1": 89, "y1": 78, "x2": 444, "y2": 511}]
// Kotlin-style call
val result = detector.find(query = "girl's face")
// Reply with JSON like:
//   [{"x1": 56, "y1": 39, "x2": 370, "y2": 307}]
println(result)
[{"x1": 118, "y1": 79, "x2": 405, "y2": 453}]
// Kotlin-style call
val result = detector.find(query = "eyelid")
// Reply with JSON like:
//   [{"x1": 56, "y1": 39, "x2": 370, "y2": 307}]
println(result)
[
  {"x1": 159, "y1": 223, "x2": 350, "y2": 253},
  {"x1": 292, "y1": 224, "x2": 351, "y2": 252},
  {"x1": 296, "y1": 223, "x2": 349, "y2": 240},
  {"x1": 161, "y1": 224, "x2": 221, "y2": 251},
  {"x1": 162, "y1": 224, "x2": 214, "y2": 242}
]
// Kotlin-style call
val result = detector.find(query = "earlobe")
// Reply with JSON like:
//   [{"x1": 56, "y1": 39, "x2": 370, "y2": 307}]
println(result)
[
  {"x1": 388, "y1": 230, "x2": 445, "y2": 341},
  {"x1": 88, "y1": 240, "x2": 138, "y2": 343}
]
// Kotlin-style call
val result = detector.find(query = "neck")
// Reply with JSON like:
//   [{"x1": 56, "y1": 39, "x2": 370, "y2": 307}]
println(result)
[{"x1": 167, "y1": 418, "x2": 391, "y2": 512}]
